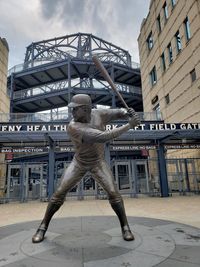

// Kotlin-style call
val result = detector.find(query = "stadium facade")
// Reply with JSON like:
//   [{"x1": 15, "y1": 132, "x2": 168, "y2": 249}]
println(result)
[{"x1": 0, "y1": 31, "x2": 200, "y2": 202}]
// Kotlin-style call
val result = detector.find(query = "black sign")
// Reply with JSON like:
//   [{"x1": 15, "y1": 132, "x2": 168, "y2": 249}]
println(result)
[
  {"x1": 0, "y1": 122, "x2": 200, "y2": 132},
  {"x1": 0, "y1": 147, "x2": 49, "y2": 153},
  {"x1": 106, "y1": 123, "x2": 200, "y2": 131},
  {"x1": 0, "y1": 123, "x2": 67, "y2": 132},
  {"x1": 165, "y1": 144, "x2": 200, "y2": 149},
  {"x1": 0, "y1": 146, "x2": 75, "y2": 153},
  {"x1": 110, "y1": 145, "x2": 157, "y2": 151}
]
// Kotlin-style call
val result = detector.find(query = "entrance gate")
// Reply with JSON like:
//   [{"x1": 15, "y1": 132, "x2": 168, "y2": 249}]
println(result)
[
  {"x1": 187, "y1": 159, "x2": 200, "y2": 192},
  {"x1": 3, "y1": 158, "x2": 199, "y2": 202},
  {"x1": 55, "y1": 159, "x2": 158, "y2": 200},
  {"x1": 55, "y1": 161, "x2": 98, "y2": 199},
  {"x1": 113, "y1": 161, "x2": 132, "y2": 193},
  {"x1": 166, "y1": 159, "x2": 200, "y2": 194},
  {"x1": 112, "y1": 160, "x2": 153, "y2": 197},
  {"x1": 134, "y1": 160, "x2": 150, "y2": 194},
  {"x1": 6, "y1": 163, "x2": 47, "y2": 201}
]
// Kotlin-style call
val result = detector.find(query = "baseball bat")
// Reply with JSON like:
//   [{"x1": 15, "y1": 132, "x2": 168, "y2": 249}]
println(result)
[{"x1": 92, "y1": 55, "x2": 134, "y2": 111}]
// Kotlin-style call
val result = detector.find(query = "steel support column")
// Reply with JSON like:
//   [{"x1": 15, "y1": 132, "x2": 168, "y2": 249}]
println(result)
[
  {"x1": 77, "y1": 33, "x2": 82, "y2": 58},
  {"x1": 77, "y1": 180, "x2": 84, "y2": 200},
  {"x1": 46, "y1": 134, "x2": 55, "y2": 199},
  {"x1": 184, "y1": 159, "x2": 190, "y2": 192},
  {"x1": 105, "y1": 142, "x2": 111, "y2": 166},
  {"x1": 68, "y1": 58, "x2": 71, "y2": 91},
  {"x1": 68, "y1": 57, "x2": 72, "y2": 119},
  {"x1": 20, "y1": 163, "x2": 26, "y2": 202},
  {"x1": 157, "y1": 143, "x2": 169, "y2": 197},
  {"x1": 31, "y1": 43, "x2": 34, "y2": 68},
  {"x1": 111, "y1": 64, "x2": 116, "y2": 108}
]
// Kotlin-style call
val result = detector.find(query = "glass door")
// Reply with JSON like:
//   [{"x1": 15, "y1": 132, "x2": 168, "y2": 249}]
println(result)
[
  {"x1": 166, "y1": 159, "x2": 186, "y2": 194},
  {"x1": 114, "y1": 161, "x2": 132, "y2": 194},
  {"x1": 7, "y1": 164, "x2": 23, "y2": 201},
  {"x1": 25, "y1": 164, "x2": 44, "y2": 200},
  {"x1": 186, "y1": 159, "x2": 200, "y2": 193},
  {"x1": 134, "y1": 160, "x2": 149, "y2": 194}
]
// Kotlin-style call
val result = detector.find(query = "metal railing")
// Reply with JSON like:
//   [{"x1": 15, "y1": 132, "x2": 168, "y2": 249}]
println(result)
[
  {"x1": 0, "y1": 111, "x2": 162, "y2": 123},
  {"x1": 8, "y1": 55, "x2": 140, "y2": 76},
  {"x1": 13, "y1": 79, "x2": 142, "y2": 101},
  {"x1": 137, "y1": 112, "x2": 162, "y2": 121},
  {"x1": 0, "y1": 112, "x2": 69, "y2": 122}
]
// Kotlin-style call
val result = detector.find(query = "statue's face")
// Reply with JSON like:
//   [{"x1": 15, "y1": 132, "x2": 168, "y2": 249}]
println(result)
[{"x1": 72, "y1": 105, "x2": 91, "y2": 123}]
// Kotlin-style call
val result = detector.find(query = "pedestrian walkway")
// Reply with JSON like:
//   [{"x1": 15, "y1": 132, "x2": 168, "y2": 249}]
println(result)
[
  {"x1": 0, "y1": 195, "x2": 200, "y2": 228},
  {"x1": 0, "y1": 196, "x2": 200, "y2": 267}
]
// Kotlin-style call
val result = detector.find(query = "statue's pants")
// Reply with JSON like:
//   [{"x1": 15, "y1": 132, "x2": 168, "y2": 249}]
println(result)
[
  {"x1": 50, "y1": 158, "x2": 122, "y2": 205},
  {"x1": 38, "y1": 158, "x2": 130, "y2": 232}
]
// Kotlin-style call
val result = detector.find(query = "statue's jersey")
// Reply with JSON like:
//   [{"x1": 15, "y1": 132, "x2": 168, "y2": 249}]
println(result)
[{"x1": 67, "y1": 109, "x2": 127, "y2": 167}]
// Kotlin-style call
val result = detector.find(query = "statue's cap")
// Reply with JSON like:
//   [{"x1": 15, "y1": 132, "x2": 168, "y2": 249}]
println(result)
[{"x1": 68, "y1": 94, "x2": 92, "y2": 108}]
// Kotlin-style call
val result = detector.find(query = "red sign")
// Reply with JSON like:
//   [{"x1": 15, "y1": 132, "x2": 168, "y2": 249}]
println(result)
[
  {"x1": 5, "y1": 152, "x2": 14, "y2": 160},
  {"x1": 141, "y1": 149, "x2": 149, "y2": 157}
]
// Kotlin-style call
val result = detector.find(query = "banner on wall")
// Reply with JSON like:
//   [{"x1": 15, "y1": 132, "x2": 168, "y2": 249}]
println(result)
[
  {"x1": 0, "y1": 122, "x2": 200, "y2": 132},
  {"x1": 1, "y1": 143, "x2": 200, "y2": 154}
]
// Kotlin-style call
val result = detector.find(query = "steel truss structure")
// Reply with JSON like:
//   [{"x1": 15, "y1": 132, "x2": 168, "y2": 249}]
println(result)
[
  {"x1": 8, "y1": 33, "x2": 142, "y2": 113},
  {"x1": 24, "y1": 33, "x2": 133, "y2": 68}
]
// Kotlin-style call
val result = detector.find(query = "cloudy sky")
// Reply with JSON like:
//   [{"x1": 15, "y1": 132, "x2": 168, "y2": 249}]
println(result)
[{"x1": 0, "y1": 0, "x2": 150, "y2": 69}]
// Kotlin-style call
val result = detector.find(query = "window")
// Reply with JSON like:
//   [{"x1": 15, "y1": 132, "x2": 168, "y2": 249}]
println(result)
[
  {"x1": 157, "y1": 15, "x2": 161, "y2": 33},
  {"x1": 184, "y1": 17, "x2": 191, "y2": 42},
  {"x1": 167, "y1": 42, "x2": 173, "y2": 64},
  {"x1": 153, "y1": 104, "x2": 162, "y2": 120},
  {"x1": 163, "y1": 2, "x2": 168, "y2": 22},
  {"x1": 165, "y1": 94, "x2": 170, "y2": 104},
  {"x1": 147, "y1": 32, "x2": 153, "y2": 50},
  {"x1": 175, "y1": 31, "x2": 182, "y2": 53},
  {"x1": 150, "y1": 66, "x2": 157, "y2": 86},
  {"x1": 190, "y1": 68, "x2": 196, "y2": 82},
  {"x1": 151, "y1": 95, "x2": 159, "y2": 105},
  {"x1": 171, "y1": 0, "x2": 176, "y2": 9},
  {"x1": 161, "y1": 52, "x2": 166, "y2": 72}
]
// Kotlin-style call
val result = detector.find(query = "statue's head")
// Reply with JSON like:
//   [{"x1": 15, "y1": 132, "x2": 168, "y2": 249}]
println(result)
[
  {"x1": 68, "y1": 94, "x2": 92, "y2": 123},
  {"x1": 68, "y1": 94, "x2": 92, "y2": 108}
]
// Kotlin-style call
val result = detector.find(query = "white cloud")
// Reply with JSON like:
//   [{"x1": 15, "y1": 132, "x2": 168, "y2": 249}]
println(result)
[{"x1": 0, "y1": 0, "x2": 150, "y2": 69}]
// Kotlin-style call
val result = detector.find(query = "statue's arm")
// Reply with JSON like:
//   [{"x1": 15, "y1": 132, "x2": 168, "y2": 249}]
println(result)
[
  {"x1": 80, "y1": 124, "x2": 130, "y2": 143},
  {"x1": 68, "y1": 113, "x2": 140, "y2": 144},
  {"x1": 100, "y1": 109, "x2": 128, "y2": 123}
]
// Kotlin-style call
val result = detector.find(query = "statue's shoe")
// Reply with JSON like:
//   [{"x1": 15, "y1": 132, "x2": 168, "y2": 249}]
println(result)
[
  {"x1": 122, "y1": 226, "x2": 135, "y2": 241},
  {"x1": 32, "y1": 228, "x2": 46, "y2": 243}
]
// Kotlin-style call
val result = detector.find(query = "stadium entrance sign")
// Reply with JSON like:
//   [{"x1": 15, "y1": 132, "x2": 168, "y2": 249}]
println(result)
[{"x1": 0, "y1": 122, "x2": 200, "y2": 132}]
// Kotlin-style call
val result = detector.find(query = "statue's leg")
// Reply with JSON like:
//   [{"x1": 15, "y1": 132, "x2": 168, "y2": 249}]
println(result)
[
  {"x1": 32, "y1": 159, "x2": 86, "y2": 243},
  {"x1": 109, "y1": 200, "x2": 134, "y2": 241},
  {"x1": 91, "y1": 160, "x2": 134, "y2": 241}
]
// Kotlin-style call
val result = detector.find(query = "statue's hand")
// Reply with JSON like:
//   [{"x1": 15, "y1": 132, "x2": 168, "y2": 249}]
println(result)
[
  {"x1": 127, "y1": 108, "x2": 135, "y2": 117},
  {"x1": 128, "y1": 113, "x2": 141, "y2": 128}
]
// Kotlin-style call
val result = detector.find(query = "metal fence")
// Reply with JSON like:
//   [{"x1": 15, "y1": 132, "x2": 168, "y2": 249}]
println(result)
[
  {"x1": 0, "y1": 159, "x2": 160, "y2": 203},
  {"x1": 166, "y1": 158, "x2": 200, "y2": 195},
  {"x1": 0, "y1": 162, "x2": 48, "y2": 203},
  {"x1": 0, "y1": 158, "x2": 199, "y2": 203}
]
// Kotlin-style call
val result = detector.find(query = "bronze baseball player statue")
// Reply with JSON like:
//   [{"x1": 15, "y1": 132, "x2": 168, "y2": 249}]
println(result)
[{"x1": 32, "y1": 94, "x2": 140, "y2": 243}]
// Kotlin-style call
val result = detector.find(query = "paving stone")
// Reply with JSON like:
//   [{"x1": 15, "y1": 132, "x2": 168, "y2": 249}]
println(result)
[{"x1": 0, "y1": 216, "x2": 199, "y2": 267}]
